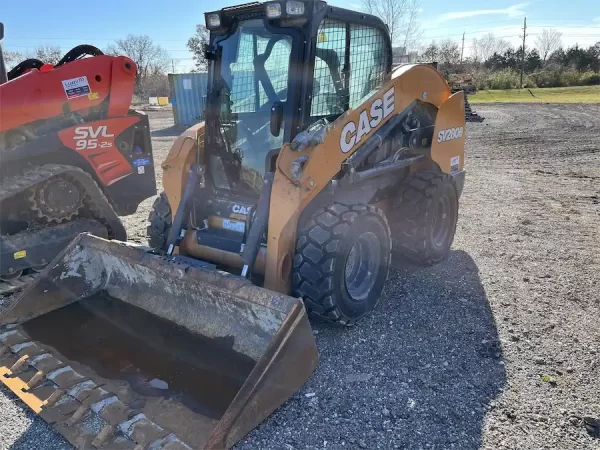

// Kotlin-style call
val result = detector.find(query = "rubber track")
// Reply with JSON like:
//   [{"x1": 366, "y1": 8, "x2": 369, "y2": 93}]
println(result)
[
  {"x1": 0, "y1": 325, "x2": 192, "y2": 449},
  {"x1": 0, "y1": 165, "x2": 125, "y2": 296},
  {"x1": 293, "y1": 203, "x2": 390, "y2": 326}
]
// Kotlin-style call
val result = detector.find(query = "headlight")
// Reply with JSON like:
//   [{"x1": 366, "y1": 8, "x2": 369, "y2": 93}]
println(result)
[
  {"x1": 205, "y1": 12, "x2": 221, "y2": 29},
  {"x1": 286, "y1": 1, "x2": 305, "y2": 15},
  {"x1": 266, "y1": 3, "x2": 282, "y2": 18}
]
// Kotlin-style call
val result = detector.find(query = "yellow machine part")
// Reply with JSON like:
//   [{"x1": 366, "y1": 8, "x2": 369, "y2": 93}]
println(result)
[{"x1": 0, "y1": 234, "x2": 318, "y2": 449}]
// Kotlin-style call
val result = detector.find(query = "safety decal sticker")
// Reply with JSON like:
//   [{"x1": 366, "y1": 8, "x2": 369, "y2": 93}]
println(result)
[
  {"x1": 62, "y1": 76, "x2": 91, "y2": 99},
  {"x1": 13, "y1": 250, "x2": 26, "y2": 259},
  {"x1": 222, "y1": 219, "x2": 246, "y2": 233},
  {"x1": 132, "y1": 157, "x2": 151, "y2": 167},
  {"x1": 450, "y1": 156, "x2": 460, "y2": 173}
]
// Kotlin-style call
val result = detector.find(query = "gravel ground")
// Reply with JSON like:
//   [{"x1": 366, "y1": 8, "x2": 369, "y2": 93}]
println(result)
[{"x1": 1, "y1": 103, "x2": 599, "y2": 450}]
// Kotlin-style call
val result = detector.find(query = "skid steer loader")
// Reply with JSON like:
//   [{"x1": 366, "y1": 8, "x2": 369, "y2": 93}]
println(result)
[
  {"x1": 0, "y1": 22, "x2": 157, "y2": 295},
  {"x1": 1, "y1": 2, "x2": 466, "y2": 449}
]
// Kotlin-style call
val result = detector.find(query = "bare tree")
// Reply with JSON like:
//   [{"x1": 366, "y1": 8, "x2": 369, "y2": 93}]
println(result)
[
  {"x1": 187, "y1": 24, "x2": 210, "y2": 71},
  {"x1": 106, "y1": 35, "x2": 170, "y2": 93},
  {"x1": 472, "y1": 33, "x2": 511, "y2": 64},
  {"x1": 535, "y1": 28, "x2": 563, "y2": 63},
  {"x1": 4, "y1": 50, "x2": 25, "y2": 70},
  {"x1": 361, "y1": 0, "x2": 422, "y2": 47},
  {"x1": 400, "y1": 0, "x2": 422, "y2": 51},
  {"x1": 419, "y1": 42, "x2": 439, "y2": 63},
  {"x1": 34, "y1": 45, "x2": 63, "y2": 65}
]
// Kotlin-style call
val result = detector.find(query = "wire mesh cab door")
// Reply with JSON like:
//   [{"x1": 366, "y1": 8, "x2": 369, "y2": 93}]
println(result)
[{"x1": 306, "y1": 9, "x2": 392, "y2": 125}]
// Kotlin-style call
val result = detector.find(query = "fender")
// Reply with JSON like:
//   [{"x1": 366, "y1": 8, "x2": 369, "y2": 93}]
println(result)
[{"x1": 430, "y1": 91, "x2": 466, "y2": 174}]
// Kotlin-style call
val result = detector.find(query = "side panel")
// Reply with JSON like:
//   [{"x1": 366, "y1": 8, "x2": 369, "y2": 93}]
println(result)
[
  {"x1": 265, "y1": 64, "x2": 452, "y2": 293},
  {"x1": 0, "y1": 55, "x2": 136, "y2": 132},
  {"x1": 430, "y1": 91, "x2": 466, "y2": 174},
  {"x1": 58, "y1": 116, "x2": 138, "y2": 186},
  {"x1": 1, "y1": 115, "x2": 156, "y2": 217}
]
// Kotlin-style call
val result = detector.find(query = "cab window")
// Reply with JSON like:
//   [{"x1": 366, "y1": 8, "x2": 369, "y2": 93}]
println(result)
[{"x1": 310, "y1": 19, "x2": 389, "y2": 119}]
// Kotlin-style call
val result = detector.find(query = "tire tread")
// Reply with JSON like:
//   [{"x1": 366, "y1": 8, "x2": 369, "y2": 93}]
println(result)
[{"x1": 293, "y1": 203, "x2": 390, "y2": 325}]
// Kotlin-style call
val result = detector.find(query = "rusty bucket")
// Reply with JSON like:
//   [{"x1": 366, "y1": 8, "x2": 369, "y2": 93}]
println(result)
[{"x1": 0, "y1": 234, "x2": 318, "y2": 449}]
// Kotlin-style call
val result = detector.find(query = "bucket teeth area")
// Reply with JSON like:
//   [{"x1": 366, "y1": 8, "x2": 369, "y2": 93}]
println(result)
[{"x1": 0, "y1": 324, "x2": 197, "y2": 449}]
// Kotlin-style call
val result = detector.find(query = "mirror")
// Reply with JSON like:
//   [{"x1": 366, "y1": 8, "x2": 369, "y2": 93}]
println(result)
[
  {"x1": 203, "y1": 43, "x2": 216, "y2": 61},
  {"x1": 270, "y1": 101, "x2": 283, "y2": 137},
  {"x1": 0, "y1": 23, "x2": 4, "y2": 41}
]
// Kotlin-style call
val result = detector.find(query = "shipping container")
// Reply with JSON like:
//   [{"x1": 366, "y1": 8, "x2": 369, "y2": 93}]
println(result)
[{"x1": 168, "y1": 73, "x2": 209, "y2": 126}]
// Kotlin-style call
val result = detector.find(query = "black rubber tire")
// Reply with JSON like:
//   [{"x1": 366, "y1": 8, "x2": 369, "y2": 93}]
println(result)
[
  {"x1": 391, "y1": 170, "x2": 458, "y2": 265},
  {"x1": 147, "y1": 192, "x2": 172, "y2": 251},
  {"x1": 292, "y1": 203, "x2": 392, "y2": 326}
]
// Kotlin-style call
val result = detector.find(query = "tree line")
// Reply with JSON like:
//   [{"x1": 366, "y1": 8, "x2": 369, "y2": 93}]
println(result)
[{"x1": 418, "y1": 31, "x2": 599, "y2": 90}]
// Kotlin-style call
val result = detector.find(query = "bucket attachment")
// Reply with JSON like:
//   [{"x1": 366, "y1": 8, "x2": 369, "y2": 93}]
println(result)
[{"x1": 0, "y1": 234, "x2": 318, "y2": 449}]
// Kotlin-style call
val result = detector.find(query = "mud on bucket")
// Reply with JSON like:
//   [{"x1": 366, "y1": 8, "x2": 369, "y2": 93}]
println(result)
[{"x1": 0, "y1": 234, "x2": 318, "y2": 449}]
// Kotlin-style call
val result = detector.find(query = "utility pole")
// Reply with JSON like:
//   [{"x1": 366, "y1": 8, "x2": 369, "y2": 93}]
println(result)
[
  {"x1": 460, "y1": 32, "x2": 465, "y2": 68},
  {"x1": 171, "y1": 59, "x2": 175, "y2": 74},
  {"x1": 520, "y1": 17, "x2": 527, "y2": 89}
]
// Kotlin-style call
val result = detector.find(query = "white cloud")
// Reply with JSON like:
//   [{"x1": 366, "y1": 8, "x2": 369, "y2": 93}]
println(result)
[{"x1": 437, "y1": 2, "x2": 530, "y2": 22}]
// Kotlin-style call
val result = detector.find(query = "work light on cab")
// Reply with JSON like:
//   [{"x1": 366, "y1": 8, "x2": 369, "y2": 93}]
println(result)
[
  {"x1": 286, "y1": 1, "x2": 305, "y2": 15},
  {"x1": 266, "y1": 1, "x2": 305, "y2": 18},
  {"x1": 205, "y1": 12, "x2": 221, "y2": 29},
  {"x1": 266, "y1": 3, "x2": 282, "y2": 18}
]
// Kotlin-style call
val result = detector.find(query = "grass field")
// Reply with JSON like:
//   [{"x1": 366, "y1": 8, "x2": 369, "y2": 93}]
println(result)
[{"x1": 469, "y1": 85, "x2": 600, "y2": 103}]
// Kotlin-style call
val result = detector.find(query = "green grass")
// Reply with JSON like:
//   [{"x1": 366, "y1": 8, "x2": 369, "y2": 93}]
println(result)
[{"x1": 469, "y1": 85, "x2": 600, "y2": 104}]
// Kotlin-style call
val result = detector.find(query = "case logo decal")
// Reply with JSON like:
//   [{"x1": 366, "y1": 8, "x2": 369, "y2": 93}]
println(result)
[{"x1": 340, "y1": 87, "x2": 395, "y2": 154}]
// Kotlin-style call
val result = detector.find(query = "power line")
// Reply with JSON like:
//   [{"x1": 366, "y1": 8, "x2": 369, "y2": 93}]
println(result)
[
  {"x1": 460, "y1": 32, "x2": 465, "y2": 66},
  {"x1": 520, "y1": 17, "x2": 527, "y2": 89}
]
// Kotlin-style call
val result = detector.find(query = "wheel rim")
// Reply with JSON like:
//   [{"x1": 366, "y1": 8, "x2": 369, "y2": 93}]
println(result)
[
  {"x1": 432, "y1": 195, "x2": 451, "y2": 248},
  {"x1": 345, "y1": 232, "x2": 381, "y2": 302}
]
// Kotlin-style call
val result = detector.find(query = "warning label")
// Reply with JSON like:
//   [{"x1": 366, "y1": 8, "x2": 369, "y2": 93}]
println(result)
[
  {"x1": 62, "y1": 76, "x2": 91, "y2": 99},
  {"x1": 450, "y1": 155, "x2": 460, "y2": 173}
]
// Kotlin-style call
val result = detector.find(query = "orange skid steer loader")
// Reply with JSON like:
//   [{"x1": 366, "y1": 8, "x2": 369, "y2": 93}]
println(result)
[{"x1": 0, "y1": 1, "x2": 466, "y2": 449}]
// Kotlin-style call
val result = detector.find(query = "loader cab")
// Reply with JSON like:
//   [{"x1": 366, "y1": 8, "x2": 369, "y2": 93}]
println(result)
[{"x1": 203, "y1": 0, "x2": 391, "y2": 200}]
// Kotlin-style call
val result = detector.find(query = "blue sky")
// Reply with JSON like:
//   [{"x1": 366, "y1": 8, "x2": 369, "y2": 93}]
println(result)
[{"x1": 2, "y1": 0, "x2": 599, "y2": 71}]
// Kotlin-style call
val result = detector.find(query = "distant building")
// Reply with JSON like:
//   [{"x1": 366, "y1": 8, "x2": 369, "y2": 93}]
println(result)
[
  {"x1": 392, "y1": 47, "x2": 420, "y2": 66},
  {"x1": 392, "y1": 47, "x2": 408, "y2": 65}
]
